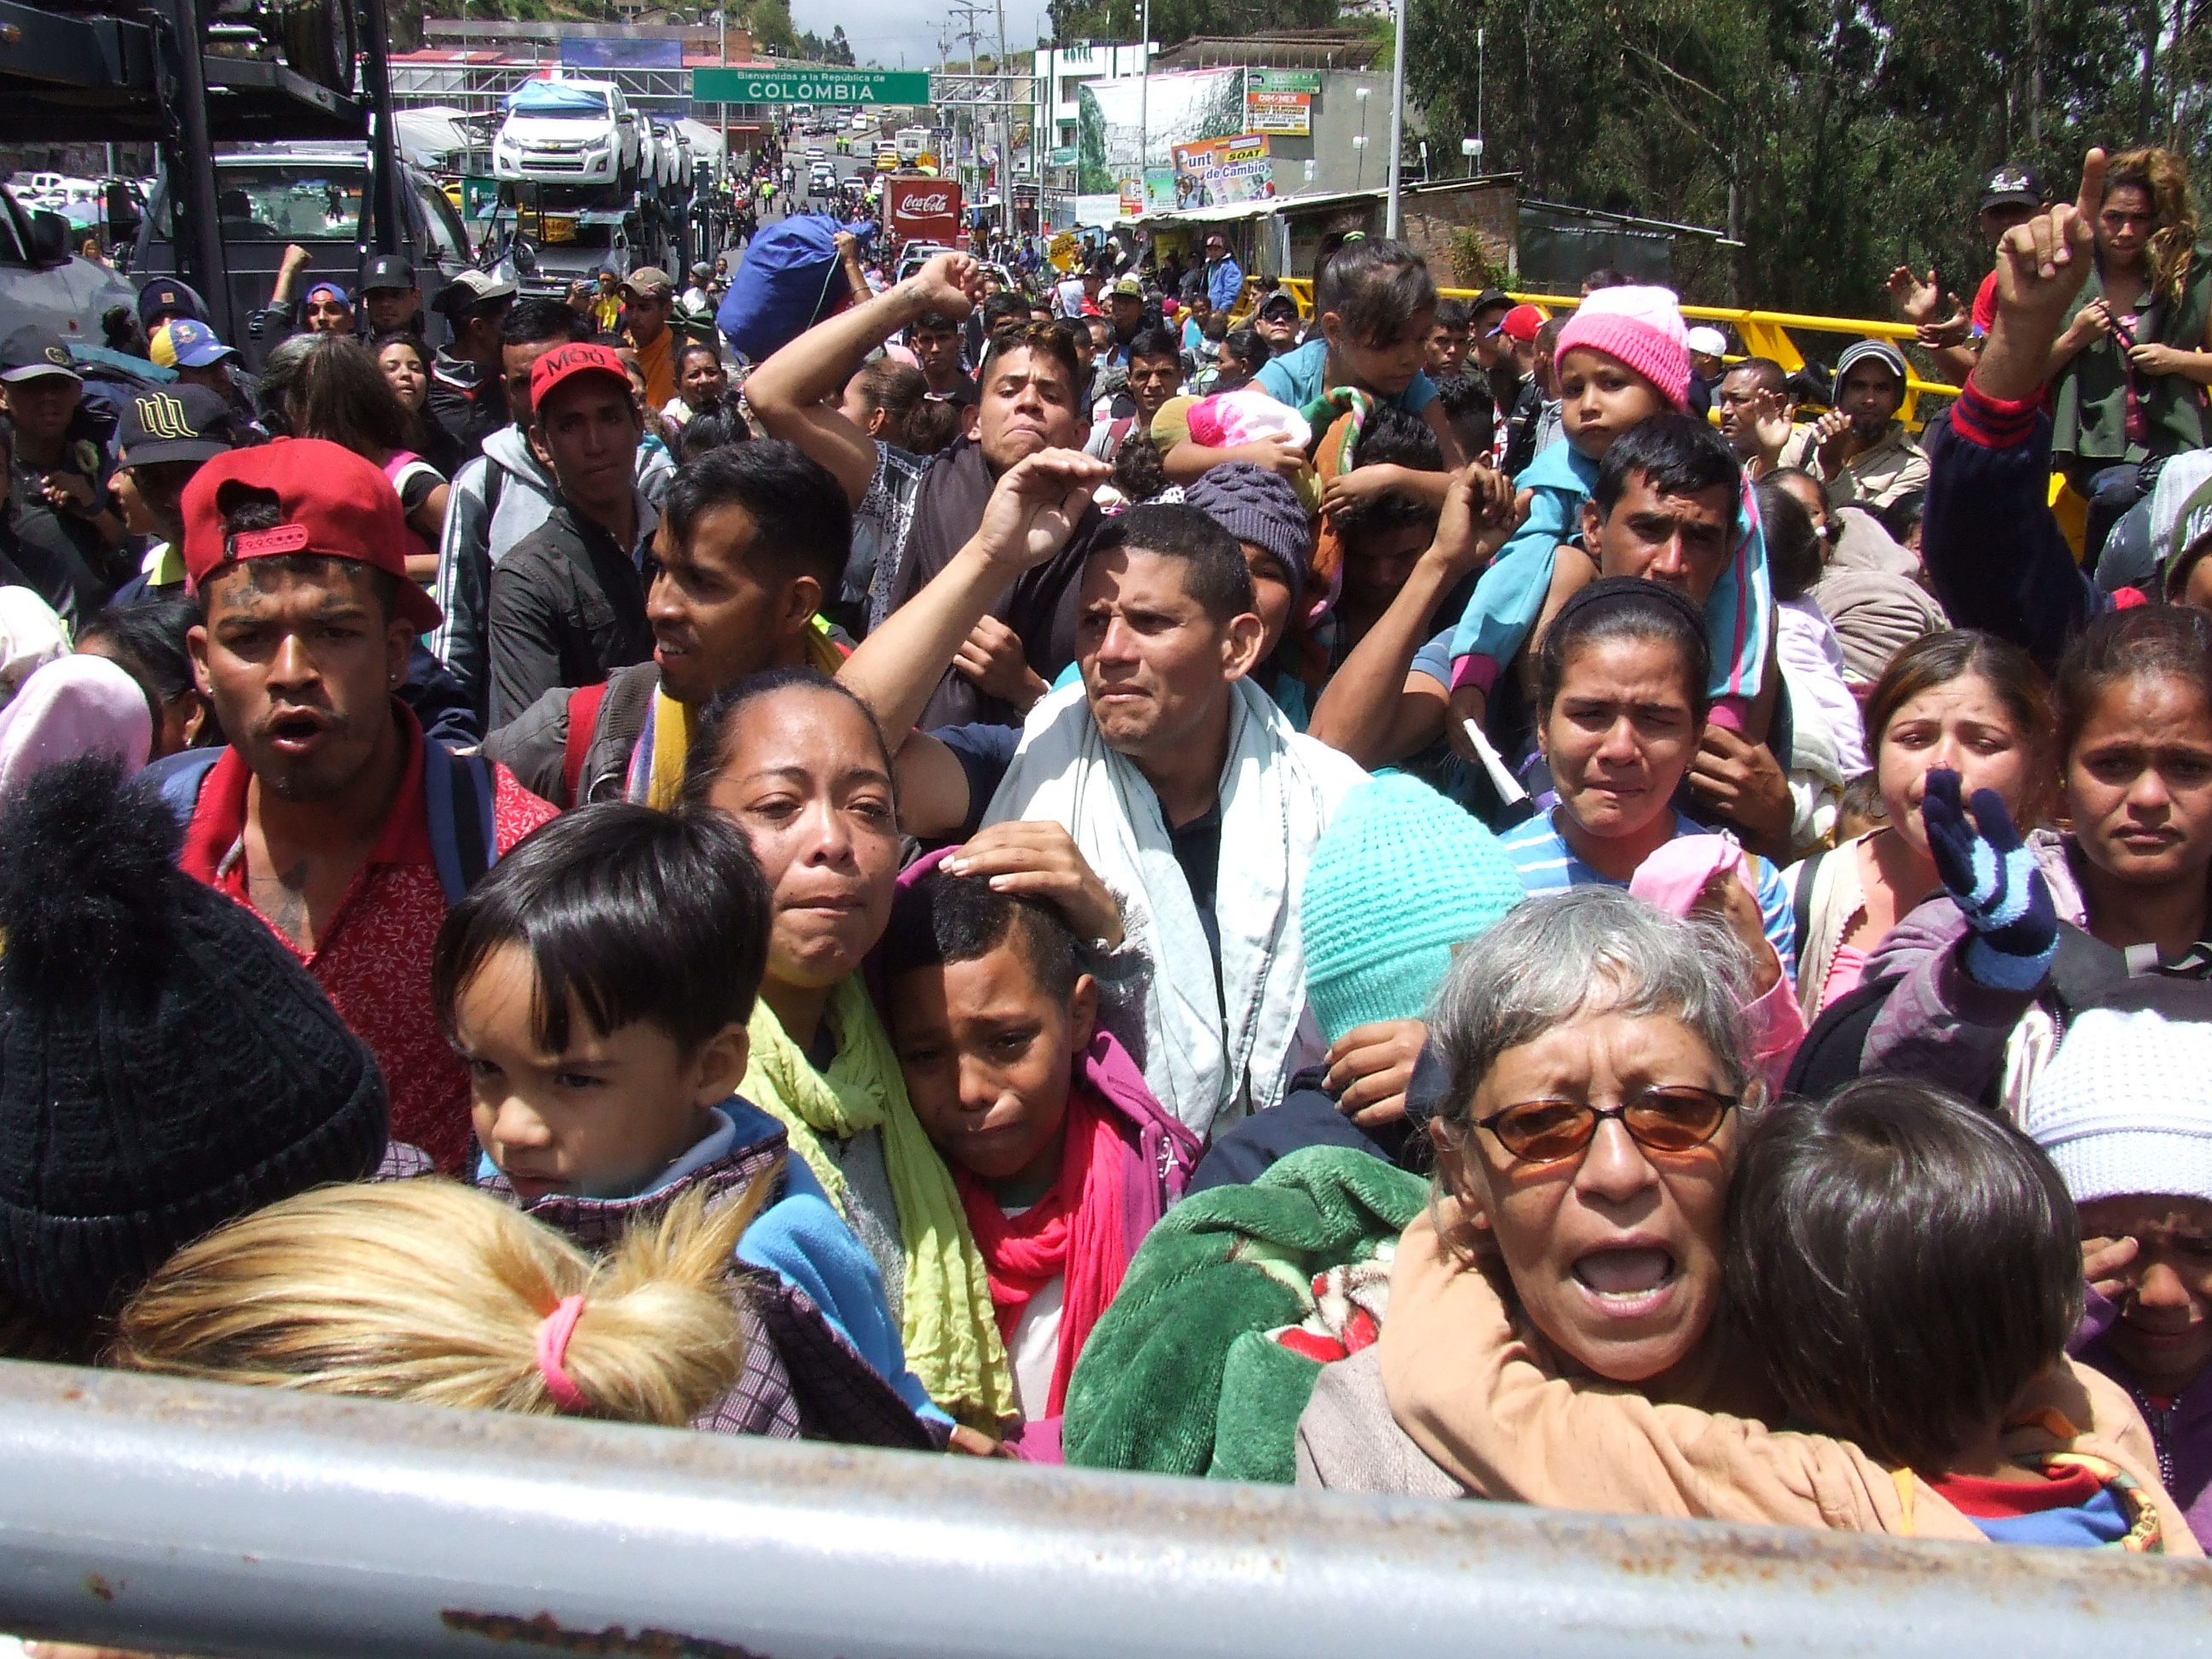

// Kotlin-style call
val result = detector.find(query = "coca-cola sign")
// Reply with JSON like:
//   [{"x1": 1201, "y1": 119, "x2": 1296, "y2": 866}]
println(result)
[{"x1": 888, "y1": 177, "x2": 963, "y2": 247}]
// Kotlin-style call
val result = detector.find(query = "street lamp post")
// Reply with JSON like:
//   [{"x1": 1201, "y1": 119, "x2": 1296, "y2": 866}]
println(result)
[{"x1": 1384, "y1": 0, "x2": 1406, "y2": 235}]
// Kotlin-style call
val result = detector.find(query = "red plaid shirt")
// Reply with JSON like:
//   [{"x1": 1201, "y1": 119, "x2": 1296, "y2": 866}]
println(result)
[{"x1": 179, "y1": 703, "x2": 556, "y2": 1172}]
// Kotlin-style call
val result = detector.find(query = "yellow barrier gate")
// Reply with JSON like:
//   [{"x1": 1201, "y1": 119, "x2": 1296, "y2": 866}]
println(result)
[{"x1": 1268, "y1": 280, "x2": 1963, "y2": 421}]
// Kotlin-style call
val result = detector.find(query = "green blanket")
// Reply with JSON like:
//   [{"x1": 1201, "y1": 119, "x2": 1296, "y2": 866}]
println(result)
[{"x1": 1062, "y1": 1146, "x2": 1427, "y2": 1483}]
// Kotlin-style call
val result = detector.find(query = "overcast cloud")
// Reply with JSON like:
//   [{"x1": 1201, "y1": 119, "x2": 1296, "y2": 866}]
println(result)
[{"x1": 789, "y1": 0, "x2": 1046, "y2": 78}]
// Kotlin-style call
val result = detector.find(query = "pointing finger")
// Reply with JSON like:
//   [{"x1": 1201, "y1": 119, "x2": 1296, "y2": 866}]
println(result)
[{"x1": 2076, "y1": 146, "x2": 2107, "y2": 228}]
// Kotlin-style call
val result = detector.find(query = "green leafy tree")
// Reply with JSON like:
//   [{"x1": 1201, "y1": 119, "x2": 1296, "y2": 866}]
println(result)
[{"x1": 1406, "y1": 0, "x2": 2206, "y2": 311}]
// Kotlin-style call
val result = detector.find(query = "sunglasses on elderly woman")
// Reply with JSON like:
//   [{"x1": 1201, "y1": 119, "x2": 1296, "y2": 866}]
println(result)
[{"x1": 1474, "y1": 1087, "x2": 1738, "y2": 1164}]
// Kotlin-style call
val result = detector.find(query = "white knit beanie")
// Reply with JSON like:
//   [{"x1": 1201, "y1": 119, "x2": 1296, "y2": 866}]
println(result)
[{"x1": 2023, "y1": 1005, "x2": 2212, "y2": 1205}]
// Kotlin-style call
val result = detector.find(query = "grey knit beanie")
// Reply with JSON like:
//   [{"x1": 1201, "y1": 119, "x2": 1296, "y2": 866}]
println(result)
[{"x1": 1182, "y1": 463, "x2": 1314, "y2": 605}]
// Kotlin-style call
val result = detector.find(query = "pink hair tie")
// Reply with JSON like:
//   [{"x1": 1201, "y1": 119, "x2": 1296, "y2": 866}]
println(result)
[{"x1": 534, "y1": 1294, "x2": 590, "y2": 1413}]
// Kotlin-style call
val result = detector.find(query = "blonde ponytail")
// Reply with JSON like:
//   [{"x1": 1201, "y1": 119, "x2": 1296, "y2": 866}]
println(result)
[{"x1": 110, "y1": 1168, "x2": 778, "y2": 1429}]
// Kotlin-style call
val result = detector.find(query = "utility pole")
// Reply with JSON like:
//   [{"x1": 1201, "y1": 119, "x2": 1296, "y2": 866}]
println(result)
[
  {"x1": 717, "y1": 3, "x2": 727, "y2": 183},
  {"x1": 1385, "y1": 0, "x2": 1406, "y2": 235},
  {"x1": 995, "y1": 0, "x2": 1007, "y2": 235},
  {"x1": 1138, "y1": 0, "x2": 1150, "y2": 212}
]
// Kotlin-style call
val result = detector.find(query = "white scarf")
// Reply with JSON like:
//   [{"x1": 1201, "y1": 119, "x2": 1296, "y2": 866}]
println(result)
[{"x1": 982, "y1": 678, "x2": 1367, "y2": 1141}]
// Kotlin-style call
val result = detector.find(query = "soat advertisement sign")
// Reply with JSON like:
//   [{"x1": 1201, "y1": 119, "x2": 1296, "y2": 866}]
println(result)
[
  {"x1": 1172, "y1": 132, "x2": 1274, "y2": 209},
  {"x1": 888, "y1": 177, "x2": 963, "y2": 245},
  {"x1": 1076, "y1": 67, "x2": 1246, "y2": 195},
  {"x1": 1244, "y1": 68, "x2": 1318, "y2": 135}
]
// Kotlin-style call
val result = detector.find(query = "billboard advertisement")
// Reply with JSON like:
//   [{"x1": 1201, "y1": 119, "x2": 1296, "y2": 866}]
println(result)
[
  {"x1": 1076, "y1": 67, "x2": 1246, "y2": 198},
  {"x1": 888, "y1": 177, "x2": 963, "y2": 246},
  {"x1": 1244, "y1": 69, "x2": 1318, "y2": 136},
  {"x1": 1172, "y1": 132, "x2": 1274, "y2": 209}
]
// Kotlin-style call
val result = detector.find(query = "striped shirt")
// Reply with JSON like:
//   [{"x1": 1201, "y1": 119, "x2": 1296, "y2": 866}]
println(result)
[{"x1": 1495, "y1": 808, "x2": 1796, "y2": 973}]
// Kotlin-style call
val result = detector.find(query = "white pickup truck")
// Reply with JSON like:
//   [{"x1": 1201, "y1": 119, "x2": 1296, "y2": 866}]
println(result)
[{"x1": 492, "y1": 79, "x2": 642, "y2": 200}]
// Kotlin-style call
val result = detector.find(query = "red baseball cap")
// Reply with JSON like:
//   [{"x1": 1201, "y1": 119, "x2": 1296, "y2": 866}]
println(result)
[
  {"x1": 531, "y1": 341, "x2": 632, "y2": 410},
  {"x1": 1494, "y1": 303, "x2": 1546, "y2": 344},
  {"x1": 181, "y1": 437, "x2": 442, "y2": 633}
]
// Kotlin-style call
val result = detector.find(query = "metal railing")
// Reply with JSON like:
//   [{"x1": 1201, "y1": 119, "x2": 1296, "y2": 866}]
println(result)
[
  {"x1": 0, "y1": 1359, "x2": 2204, "y2": 1656},
  {"x1": 1269, "y1": 278, "x2": 1963, "y2": 422}
]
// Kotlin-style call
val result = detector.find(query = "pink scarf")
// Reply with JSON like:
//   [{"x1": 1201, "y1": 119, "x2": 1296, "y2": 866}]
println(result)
[{"x1": 956, "y1": 1085, "x2": 1132, "y2": 1417}]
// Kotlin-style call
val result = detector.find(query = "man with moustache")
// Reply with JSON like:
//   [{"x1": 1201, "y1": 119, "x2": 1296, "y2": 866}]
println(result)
[
  {"x1": 837, "y1": 451, "x2": 1374, "y2": 1140},
  {"x1": 481, "y1": 439, "x2": 854, "y2": 808},
  {"x1": 166, "y1": 439, "x2": 556, "y2": 1173}
]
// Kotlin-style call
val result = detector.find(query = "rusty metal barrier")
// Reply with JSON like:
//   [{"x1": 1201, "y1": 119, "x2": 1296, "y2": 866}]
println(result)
[{"x1": 0, "y1": 1359, "x2": 2205, "y2": 1657}]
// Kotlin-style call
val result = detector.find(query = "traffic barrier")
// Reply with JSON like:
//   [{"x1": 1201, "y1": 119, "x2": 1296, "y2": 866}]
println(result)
[
  {"x1": 0, "y1": 1359, "x2": 2204, "y2": 1656},
  {"x1": 1272, "y1": 279, "x2": 1965, "y2": 423}
]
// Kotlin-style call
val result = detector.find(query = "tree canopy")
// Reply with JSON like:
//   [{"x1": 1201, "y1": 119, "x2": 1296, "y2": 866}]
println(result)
[{"x1": 1401, "y1": 0, "x2": 2209, "y2": 309}]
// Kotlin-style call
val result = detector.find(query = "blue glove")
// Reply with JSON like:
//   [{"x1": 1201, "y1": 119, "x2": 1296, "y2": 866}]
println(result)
[{"x1": 1920, "y1": 768, "x2": 2058, "y2": 991}]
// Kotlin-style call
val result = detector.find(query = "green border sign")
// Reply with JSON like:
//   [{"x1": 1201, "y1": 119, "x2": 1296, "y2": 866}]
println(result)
[{"x1": 691, "y1": 68, "x2": 931, "y2": 104}]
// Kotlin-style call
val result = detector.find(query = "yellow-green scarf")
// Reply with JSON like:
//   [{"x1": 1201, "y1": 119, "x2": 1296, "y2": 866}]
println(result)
[{"x1": 741, "y1": 978, "x2": 1016, "y2": 1429}]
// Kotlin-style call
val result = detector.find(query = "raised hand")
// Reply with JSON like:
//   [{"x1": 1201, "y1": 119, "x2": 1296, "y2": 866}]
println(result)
[
  {"x1": 1919, "y1": 767, "x2": 2058, "y2": 991},
  {"x1": 950, "y1": 614, "x2": 1048, "y2": 710},
  {"x1": 2082, "y1": 1233, "x2": 2139, "y2": 1301},
  {"x1": 943, "y1": 820, "x2": 1126, "y2": 947},
  {"x1": 1428, "y1": 459, "x2": 1521, "y2": 579},
  {"x1": 969, "y1": 448, "x2": 1111, "y2": 575},
  {"x1": 907, "y1": 251, "x2": 982, "y2": 319},
  {"x1": 1686, "y1": 865, "x2": 1783, "y2": 998},
  {"x1": 1324, "y1": 1019, "x2": 1429, "y2": 1127},
  {"x1": 1886, "y1": 265, "x2": 1956, "y2": 328},
  {"x1": 1993, "y1": 148, "x2": 2104, "y2": 323},
  {"x1": 1750, "y1": 390, "x2": 1796, "y2": 454},
  {"x1": 1808, "y1": 405, "x2": 1856, "y2": 468}
]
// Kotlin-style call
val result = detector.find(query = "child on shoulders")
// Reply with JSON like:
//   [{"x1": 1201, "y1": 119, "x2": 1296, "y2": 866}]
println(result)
[{"x1": 1446, "y1": 286, "x2": 1771, "y2": 741}]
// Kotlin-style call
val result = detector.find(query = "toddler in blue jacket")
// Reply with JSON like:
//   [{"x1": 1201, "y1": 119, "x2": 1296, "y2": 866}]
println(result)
[{"x1": 1446, "y1": 285, "x2": 1771, "y2": 740}]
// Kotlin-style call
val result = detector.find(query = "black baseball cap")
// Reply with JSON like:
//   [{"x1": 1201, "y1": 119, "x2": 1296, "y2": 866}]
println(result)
[
  {"x1": 1980, "y1": 165, "x2": 2043, "y2": 213},
  {"x1": 116, "y1": 383, "x2": 240, "y2": 467},
  {"x1": 1469, "y1": 287, "x2": 1513, "y2": 320},
  {"x1": 360, "y1": 253, "x2": 417, "y2": 294},
  {"x1": 0, "y1": 327, "x2": 80, "y2": 385}
]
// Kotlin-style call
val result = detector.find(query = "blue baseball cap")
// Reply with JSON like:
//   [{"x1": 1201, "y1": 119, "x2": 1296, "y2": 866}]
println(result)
[
  {"x1": 302, "y1": 280, "x2": 351, "y2": 309},
  {"x1": 148, "y1": 317, "x2": 238, "y2": 371}
]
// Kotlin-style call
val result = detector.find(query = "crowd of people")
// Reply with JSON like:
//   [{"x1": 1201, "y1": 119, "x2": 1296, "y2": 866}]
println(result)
[{"x1": 3, "y1": 137, "x2": 2212, "y2": 1574}]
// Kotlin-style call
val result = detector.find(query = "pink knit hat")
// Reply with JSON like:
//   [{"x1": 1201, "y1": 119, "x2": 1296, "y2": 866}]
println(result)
[{"x1": 1555, "y1": 285, "x2": 1692, "y2": 411}]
